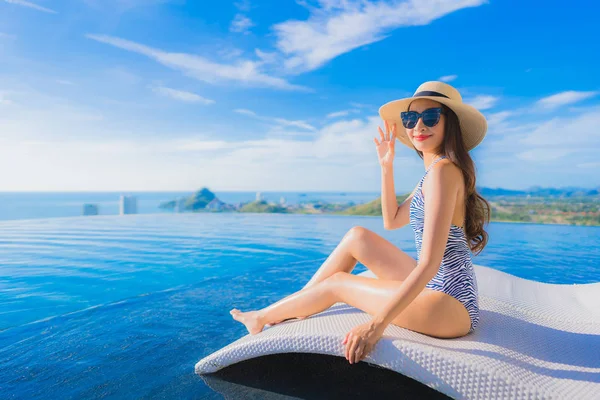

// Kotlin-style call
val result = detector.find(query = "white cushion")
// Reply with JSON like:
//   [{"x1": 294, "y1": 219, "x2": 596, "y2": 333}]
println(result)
[{"x1": 195, "y1": 265, "x2": 600, "y2": 399}]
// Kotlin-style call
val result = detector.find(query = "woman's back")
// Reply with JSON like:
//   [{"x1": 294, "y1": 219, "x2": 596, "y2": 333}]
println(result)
[{"x1": 409, "y1": 155, "x2": 480, "y2": 333}]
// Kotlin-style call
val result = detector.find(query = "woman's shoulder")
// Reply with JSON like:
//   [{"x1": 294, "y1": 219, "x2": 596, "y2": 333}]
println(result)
[
  {"x1": 422, "y1": 158, "x2": 463, "y2": 195},
  {"x1": 431, "y1": 158, "x2": 461, "y2": 179},
  {"x1": 439, "y1": 157, "x2": 459, "y2": 168}
]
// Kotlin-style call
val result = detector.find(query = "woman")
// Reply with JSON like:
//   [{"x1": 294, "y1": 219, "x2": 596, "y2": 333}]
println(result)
[{"x1": 230, "y1": 81, "x2": 491, "y2": 365}]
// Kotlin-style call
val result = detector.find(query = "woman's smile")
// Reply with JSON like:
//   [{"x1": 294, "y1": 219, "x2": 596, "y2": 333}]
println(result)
[{"x1": 414, "y1": 135, "x2": 431, "y2": 141}]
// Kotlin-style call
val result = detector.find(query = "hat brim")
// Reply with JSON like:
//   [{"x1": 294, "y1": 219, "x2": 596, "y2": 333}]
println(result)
[{"x1": 378, "y1": 96, "x2": 487, "y2": 152}]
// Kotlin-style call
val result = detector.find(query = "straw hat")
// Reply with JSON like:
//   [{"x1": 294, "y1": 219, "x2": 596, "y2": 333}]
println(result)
[{"x1": 378, "y1": 81, "x2": 488, "y2": 151}]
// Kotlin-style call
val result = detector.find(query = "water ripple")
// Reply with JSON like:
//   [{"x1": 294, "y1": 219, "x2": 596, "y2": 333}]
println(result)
[{"x1": 0, "y1": 214, "x2": 598, "y2": 398}]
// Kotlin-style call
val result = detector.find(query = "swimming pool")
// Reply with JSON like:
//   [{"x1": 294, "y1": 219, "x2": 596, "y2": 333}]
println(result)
[{"x1": 1, "y1": 213, "x2": 599, "y2": 398}]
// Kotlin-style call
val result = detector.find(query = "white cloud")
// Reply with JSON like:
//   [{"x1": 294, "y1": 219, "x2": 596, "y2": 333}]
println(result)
[
  {"x1": 535, "y1": 90, "x2": 598, "y2": 110},
  {"x1": 228, "y1": 3, "x2": 256, "y2": 38},
  {"x1": 234, "y1": 108, "x2": 257, "y2": 117},
  {"x1": 86, "y1": 34, "x2": 310, "y2": 91},
  {"x1": 234, "y1": 0, "x2": 251, "y2": 12},
  {"x1": 0, "y1": 32, "x2": 17, "y2": 39},
  {"x1": 2, "y1": 86, "x2": 599, "y2": 191},
  {"x1": 465, "y1": 95, "x2": 498, "y2": 110},
  {"x1": 483, "y1": 105, "x2": 600, "y2": 167},
  {"x1": 273, "y1": 117, "x2": 316, "y2": 131},
  {"x1": 104, "y1": 66, "x2": 142, "y2": 85},
  {"x1": 349, "y1": 101, "x2": 373, "y2": 109},
  {"x1": 576, "y1": 161, "x2": 600, "y2": 169},
  {"x1": 0, "y1": 92, "x2": 14, "y2": 105},
  {"x1": 82, "y1": 0, "x2": 169, "y2": 13},
  {"x1": 235, "y1": 108, "x2": 316, "y2": 131},
  {"x1": 254, "y1": 48, "x2": 278, "y2": 65},
  {"x1": 56, "y1": 79, "x2": 75, "y2": 85},
  {"x1": 218, "y1": 47, "x2": 244, "y2": 60},
  {"x1": 327, "y1": 110, "x2": 350, "y2": 118},
  {"x1": 151, "y1": 86, "x2": 215, "y2": 104},
  {"x1": 0, "y1": 102, "x2": 417, "y2": 191},
  {"x1": 230, "y1": 13, "x2": 254, "y2": 34},
  {"x1": 3, "y1": 0, "x2": 57, "y2": 13},
  {"x1": 485, "y1": 110, "x2": 513, "y2": 129},
  {"x1": 438, "y1": 74, "x2": 457, "y2": 82},
  {"x1": 273, "y1": 0, "x2": 487, "y2": 73},
  {"x1": 326, "y1": 109, "x2": 361, "y2": 118},
  {"x1": 171, "y1": 139, "x2": 231, "y2": 151},
  {"x1": 0, "y1": 89, "x2": 107, "y2": 147},
  {"x1": 461, "y1": 104, "x2": 600, "y2": 189},
  {"x1": 516, "y1": 148, "x2": 576, "y2": 162},
  {"x1": 518, "y1": 107, "x2": 600, "y2": 148}
]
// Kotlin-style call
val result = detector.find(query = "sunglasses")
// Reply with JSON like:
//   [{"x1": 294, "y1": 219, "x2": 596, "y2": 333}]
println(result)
[{"x1": 400, "y1": 107, "x2": 445, "y2": 129}]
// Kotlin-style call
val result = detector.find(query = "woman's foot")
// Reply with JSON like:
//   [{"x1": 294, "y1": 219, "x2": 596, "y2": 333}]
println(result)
[{"x1": 230, "y1": 309, "x2": 266, "y2": 335}]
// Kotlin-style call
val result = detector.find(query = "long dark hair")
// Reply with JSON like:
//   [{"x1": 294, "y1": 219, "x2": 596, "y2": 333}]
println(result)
[{"x1": 411, "y1": 102, "x2": 491, "y2": 255}]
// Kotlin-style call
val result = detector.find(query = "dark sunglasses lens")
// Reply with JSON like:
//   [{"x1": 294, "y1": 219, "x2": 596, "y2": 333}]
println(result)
[
  {"x1": 401, "y1": 111, "x2": 418, "y2": 128},
  {"x1": 422, "y1": 109, "x2": 441, "y2": 127}
]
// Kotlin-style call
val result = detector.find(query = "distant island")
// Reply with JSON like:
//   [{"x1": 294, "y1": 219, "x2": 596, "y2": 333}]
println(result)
[{"x1": 159, "y1": 187, "x2": 600, "y2": 227}]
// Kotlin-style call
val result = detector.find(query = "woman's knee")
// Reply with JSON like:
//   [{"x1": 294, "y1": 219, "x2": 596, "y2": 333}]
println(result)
[
  {"x1": 323, "y1": 271, "x2": 350, "y2": 297},
  {"x1": 345, "y1": 226, "x2": 370, "y2": 242}
]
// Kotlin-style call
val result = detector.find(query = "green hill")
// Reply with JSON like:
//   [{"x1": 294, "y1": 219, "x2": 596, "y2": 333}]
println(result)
[
  {"x1": 239, "y1": 200, "x2": 290, "y2": 213},
  {"x1": 333, "y1": 194, "x2": 410, "y2": 216},
  {"x1": 184, "y1": 188, "x2": 216, "y2": 210}
]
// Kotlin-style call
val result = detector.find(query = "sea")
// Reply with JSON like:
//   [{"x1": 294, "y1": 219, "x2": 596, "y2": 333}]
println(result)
[
  {"x1": 1, "y1": 192, "x2": 599, "y2": 398},
  {"x1": 0, "y1": 191, "x2": 380, "y2": 222}
]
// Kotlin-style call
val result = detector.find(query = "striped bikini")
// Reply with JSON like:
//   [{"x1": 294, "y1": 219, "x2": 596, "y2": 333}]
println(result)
[{"x1": 409, "y1": 155, "x2": 480, "y2": 333}]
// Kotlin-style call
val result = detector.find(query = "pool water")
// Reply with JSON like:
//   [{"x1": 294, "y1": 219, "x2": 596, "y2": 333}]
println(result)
[{"x1": 1, "y1": 213, "x2": 599, "y2": 398}]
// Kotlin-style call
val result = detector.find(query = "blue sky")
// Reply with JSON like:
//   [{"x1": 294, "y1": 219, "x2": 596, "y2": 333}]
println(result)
[{"x1": 0, "y1": 0, "x2": 599, "y2": 192}]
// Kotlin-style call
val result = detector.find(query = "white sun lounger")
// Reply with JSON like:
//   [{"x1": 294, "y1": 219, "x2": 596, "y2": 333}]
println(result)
[{"x1": 195, "y1": 265, "x2": 600, "y2": 399}]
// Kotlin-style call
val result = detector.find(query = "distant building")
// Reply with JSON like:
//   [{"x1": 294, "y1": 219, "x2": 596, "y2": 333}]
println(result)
[
  {"x1": 175, "y1": 197, "x2": 186, "y2": 213},
  {"x1": 82, "y1": 204, "x2": 99, "y2": 216},
  {"x1": 256, "y1": 192, "x2": 262, "y2": 201},
  {"x1": 280, "y1": 196, "x2": 286, "y2": 205},
  {"x1": 119, "y1": 195, "x2": 137, "y2": 215}
]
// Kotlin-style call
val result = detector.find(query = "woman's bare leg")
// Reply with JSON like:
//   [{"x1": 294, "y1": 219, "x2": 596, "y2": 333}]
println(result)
[
  {"x1": 300, "y1": 230, "x2": 359, "y2": 290},
  {"x1": 267, "y1": 230, "x2": 357, "y2": 326},
  {"x1": 302, "y1": 226, "x2": 417, "y2": 290},
  {"x1": 252, "y1": 226, "x2": 418, "y2": 326},
  {"x1": 231, "y1": 271, "x2": 472, "y2": 339},
  {"x1": 230, "y1": 279, "x2": 337, "y2": 335}
]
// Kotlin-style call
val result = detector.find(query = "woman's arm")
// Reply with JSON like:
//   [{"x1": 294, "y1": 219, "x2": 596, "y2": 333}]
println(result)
[
  {"x1": 385, "y1": 182, "x2": 419, "y2": 230},
  {"x1": 372, "y1": 161, "x2": 461, "y2": 328},
  {"x1": 381, "y1": 165, "x2": 398, "y2": 229}
]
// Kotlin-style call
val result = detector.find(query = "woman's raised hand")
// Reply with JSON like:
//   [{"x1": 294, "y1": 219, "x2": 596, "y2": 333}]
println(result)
[{"x1": 374, "y1": 120, "x2": 397, "y2": 168}]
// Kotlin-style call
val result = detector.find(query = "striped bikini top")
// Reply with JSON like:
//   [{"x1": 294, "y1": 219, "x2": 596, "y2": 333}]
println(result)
[{"x1": 409, "y1": 156, "x2": 471, "y2": 261}]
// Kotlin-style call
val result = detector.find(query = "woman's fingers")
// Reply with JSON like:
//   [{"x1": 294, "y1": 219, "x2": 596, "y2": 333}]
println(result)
[
  {"x1": 378, "y1": 126, "x2": 385, "y2": 142},
  {"x1": 347, "y1": 340, "x2": 351, "y2": 363},
  {"x1": 345, "y1": 338, "x2": 349, "y2": 360},
  {"x1": 348, "y1": 336, "x2": 359, "y2": 363},
  {"x1": 345, "y1": 334, "x2": 354, "y2": 361},
  {"x1": 355, "y1": 346, "x2": 363, "y2": 362},
  {"x1": 350, "y1": 341, "x2": 359, "y2": 364},
  {"x1": 384, "y1": 120, "x2": 390, "y2": 141}
]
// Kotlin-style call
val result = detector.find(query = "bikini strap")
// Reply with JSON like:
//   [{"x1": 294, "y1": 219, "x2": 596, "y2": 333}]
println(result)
[
  {"x1": 425, "y1": 155, "x2": 447, "y2": 175},
  {"x1": 417, "y1": 156, "x2": 447, "y2": 190}
]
